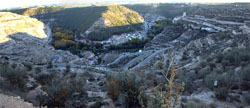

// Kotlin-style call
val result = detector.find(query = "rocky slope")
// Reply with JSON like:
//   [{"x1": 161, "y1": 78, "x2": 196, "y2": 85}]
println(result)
[
  {"x1": 0, "y1": 12, "x2": 78, "y2": 65},
  {"x1": 0, "y1": 94, "x2": 39, "y2": 108},
  {"x1": 0, "y1": 12, "x2": 48, "y2": 43}
]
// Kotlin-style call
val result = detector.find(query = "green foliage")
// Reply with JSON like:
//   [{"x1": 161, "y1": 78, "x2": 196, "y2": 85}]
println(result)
[
  {"x1": 87, "y1": 24, "x2": 142, "y2": 41},
  {"x1": 240, "y1": 65, "x2": 250, "y2": 81},
  {"x1": 178, "y1": 71, "x2": 194, "y2": 93},
  {"x1": 0, "y1": 64, "x2": 28, "y2": 91},
  {"x1": 147, "y1": 19, "x2": 167, "y2": 40},
  {"x1": 157, "y1": 61, "x2": 164, "y2": 69},
  {"x1": 204, "y1": 72, "x2": 218, "y2": 90},
  {"x1": 216, "y1": 49, "x2": 250, "y2": 67},
  {"x1": 215, "y1": 87, "x2": 229, "y2": 100},
  {"x1": 106, "y1": 72, "x2": 144, "y2": 108},
  {"x1": 23, "y1": 63, "x2": 33, "y2": 71},
  {"x1": 35, "y1": 6, "x2": 107, "y2": 33},
  {"x1": 218, "y1": 33, "x2": 230, "y2": 40},
  {"x1": 109, "y1": 38, "x2": 147, "y2": 50},
  {"x1": 35, "y1": 71, "x2": 56, "y2": 86},
  {"x1": 65, "y1": 64, "x2": 71, "y2": 74},
  {"x1": 37, "y1": 75, "x2": 87, "y2": 107}
]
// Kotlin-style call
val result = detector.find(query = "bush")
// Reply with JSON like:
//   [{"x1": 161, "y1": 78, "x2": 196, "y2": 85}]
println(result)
[
  {"x1": 0, "y1": 64, "x2": 28, "y2": 91},
  {"x1": 215, "y1": 87, "x2": 228, "y2": 100},
  {"x1": 240, "y1": 65, "x2": 250, "y2": 81},
  {"x1": 23, "y1": 63, "x2": 32, "y2": 71},
  {"x1": 218, "y1": 33, "x2": 229, "y2": 40},
  {"x1": 178, "y1": 71, "x2": 193, "y2": 93},
  {"x1": 157, "y1": 61, "x2": 164, "y2": 69},
  {"x1": 35, "y1": 71, "x2": 56, "y2": 86},
  {"x1": 204, "y1": 73, "x2": 218, "y2": 90},
  {"x1": 35, "y1": 67, "x2": 42, "y2": 73},
  {"x1": 65, "y1": 64, "x2": 71, "y2": 74},
  {"x1": 37, "y1": 76, "x2": 87, "y2": 107},
  {"x1": 47, "y1": 61, "x2": 53, "y2": 69},
  {"x1": 106, "y1": 72, "x2": 144, "y2": 108}
]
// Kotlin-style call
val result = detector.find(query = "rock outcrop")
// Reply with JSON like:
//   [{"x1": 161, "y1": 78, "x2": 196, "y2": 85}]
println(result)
[
  {"x1": 0, "y1": 12, "x2": 78, "y2": 65},
  {"x1": 0, "y1": 12, "x2": 48, "y2": 43}
]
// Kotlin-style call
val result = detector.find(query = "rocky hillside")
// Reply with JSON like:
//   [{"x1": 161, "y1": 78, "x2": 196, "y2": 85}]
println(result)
[
  {"x1": 85, "y1": 5, "x2": 144, "y2": 41},
  {"x1": 102, "y1": 5, "x2": 144, "y2": 27},
  {"x1": 0, "y1": 12, "x2": 48, "y2": 43},
  {"x1": 0, "y1": 12, "x2": 79, "y2": 65}
]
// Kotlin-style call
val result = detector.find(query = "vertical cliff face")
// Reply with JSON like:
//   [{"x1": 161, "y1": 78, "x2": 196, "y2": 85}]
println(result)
[{"x1": 0, "y1": 12, "x2": 48, "y2": 43}]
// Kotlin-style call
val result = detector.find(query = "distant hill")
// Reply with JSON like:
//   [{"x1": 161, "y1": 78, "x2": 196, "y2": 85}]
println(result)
[
  {"x1": 3, "y1": 6, "x2": 67, "y2": 16},
  {"x1": 2, "y1": 5, "x2": 144, "y2": 41},
  {"x1": 3, "y1": 6, "x2": 107, "y2": 33},
  {"x1": 102, "y1": 5, "x2": 144, "y2": 27}
]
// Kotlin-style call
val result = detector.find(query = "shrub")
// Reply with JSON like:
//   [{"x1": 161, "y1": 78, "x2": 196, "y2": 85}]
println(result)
[
  {"x1": 216, "y1": 53, "x2": 223, "y2": 63},
  {"x1": 47, "y1": 61, "x2": 53, "y2": 69},
  {"x1": 11, "y1": 64, "x2": 17, "y2": 69},
  {"x1": 240, "y1": 66, "x2": 250, "y2": 81},
  {"x1": 106, "y1": 72, "x2": 144, "y2": 108},
  {"x1": 65, "y1": 64, "x2": 71, "y2": 74},
  {"x1": 35, "y1": 71, "x2": 56, "y2": 86},
  {"x1": 157, "y1": 61, "x2": 164, "y2": 69},
  {"x1": 23, "y1": 63, "x2": 32, "y2": 71},
  {"x1": 35, "y1": 67, "x2": 42, "y2": 73},
  {"x1": 208, "y1": 62, "x2": 216, "y2": 71},
  {"x1": 182, "y1": 101, "x2": 203, "y2": 108},
  {"x1": 144, "y1": 67, "x2": 184, "y2": 108},
  {"x1": 37, "y1": 76, "x2": 87, "y2": 107},
  {"x1": 178, "y1": 71, "x2": 193, "y2": 93},
  {"x1": 0, "y1": 65, "x2": 28, "y2": 91},
  {"x1": 218, "y1": 33, "x2": 228, "y2": 40},
  {"x1": 215, "y1": 87, "x2": 228, "y2": 100},
  {"x1": 244, "y1": 94, "x2": 250, "y2": 104},
  {"x1": 204, "y1": 73, "x2": 218, "y2": 90}
]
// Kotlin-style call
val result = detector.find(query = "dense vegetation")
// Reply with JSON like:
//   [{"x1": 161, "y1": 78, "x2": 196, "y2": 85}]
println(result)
[
  {"x1": 52, "y1": 27, "x2": 104, "y2": 55},
  {"x1": 108, "y1": 38, "x2": 149, "y2": 50},
  {"x1": 36, "y1": 6, "x2": 107, "y2": 33},
  {"x1": 0, "y1": 62, "x2": 89, "y2": 107},
  {"x1": 87, "y1": 24, "x2": 142, "y2": 41},
  {"x1": 147, "y1": 19, "x2": 168, "y2": 39},
  {"x1": 106, "y1": 66, "x2": 183, "y2": 108},
  {"x1": 179, "y1": 48, "x2": 250, "y2": 100}
]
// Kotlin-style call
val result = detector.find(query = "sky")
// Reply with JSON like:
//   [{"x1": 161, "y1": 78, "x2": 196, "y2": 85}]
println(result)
[{"x1": 1, "y1": 0, "x2": 250, "y2": 9}]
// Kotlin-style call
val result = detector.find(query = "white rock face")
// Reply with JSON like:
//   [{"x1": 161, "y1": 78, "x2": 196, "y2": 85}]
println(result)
[{"x1": 0, "y1": 12, "x2": 47, "y2": 43}]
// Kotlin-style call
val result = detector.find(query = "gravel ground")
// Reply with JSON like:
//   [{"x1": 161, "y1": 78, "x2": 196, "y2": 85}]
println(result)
[{"x1": 0, "y1": 94, "x2": 38, "y2": 108}]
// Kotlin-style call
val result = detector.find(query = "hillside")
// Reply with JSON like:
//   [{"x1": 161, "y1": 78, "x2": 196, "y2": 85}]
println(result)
[
  {"x1": 86, "y1": 5, "x2": 144, "y2": 41},
  {"x1": 102, "y1": 5, "x2": 143, "y2": 27},
  {"x1": 0, "y1": 12, "x2": 48, "y2": 43},
  {"x1": 0, "y1": 12, "x2": 78, "y2": 64},
  {"x1": 3, "y1": 6, "x2": 107, "y2": 33},
  {"x1": 4, "y1": 6, "x2": 66, "y2": 16}
]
